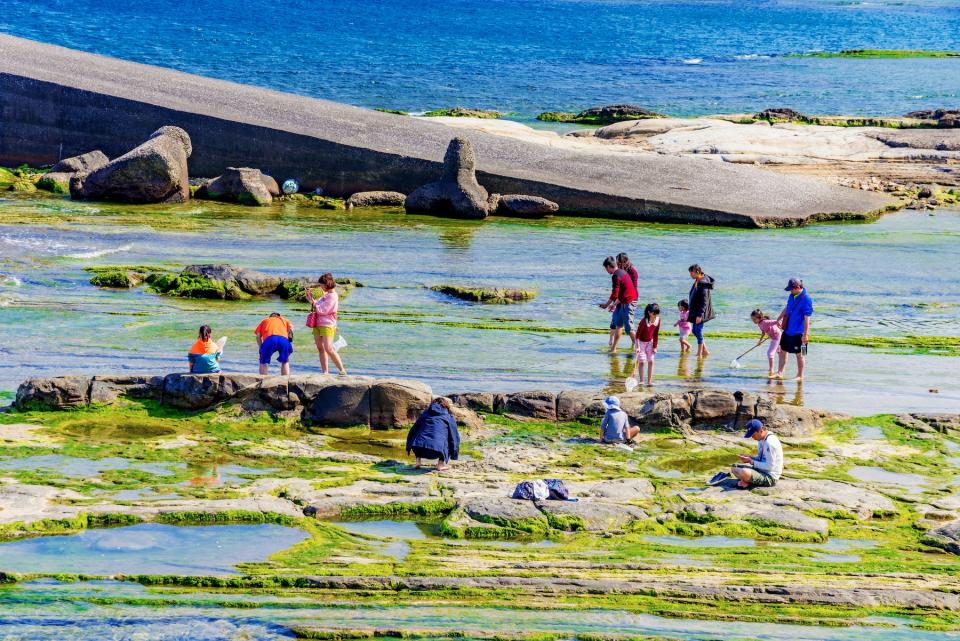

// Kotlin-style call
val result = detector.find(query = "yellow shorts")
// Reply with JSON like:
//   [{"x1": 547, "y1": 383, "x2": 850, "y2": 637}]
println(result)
[{"x1": 312, "y1": 326, "x2": 336, "y2": 339}]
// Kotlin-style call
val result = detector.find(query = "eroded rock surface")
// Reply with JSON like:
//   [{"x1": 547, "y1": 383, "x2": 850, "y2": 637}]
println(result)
[
  {"x1": 346, "y1": 191, "x2": 406, "y2": 208},
  {"x1": 71, "y1": 126, "x2": 192, "y2": 203},
  {"x1": 405, "y1": 137, "x2": 490, "y2": 219},
  {"x1": 195, "y1": 167, "x2": 278, "y2": 206}
]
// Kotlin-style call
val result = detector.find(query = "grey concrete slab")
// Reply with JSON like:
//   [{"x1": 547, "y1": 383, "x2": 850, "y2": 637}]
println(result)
[{"x1": 0, "y1": 34, "x2": 895, "y2": 227}]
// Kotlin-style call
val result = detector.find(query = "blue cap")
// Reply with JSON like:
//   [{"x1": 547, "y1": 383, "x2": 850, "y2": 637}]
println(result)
[
  {"x1": 785, "y1": 278, "x2": 803, "y2": 292},
  {"x1": 744, "y1": 419, "x2": 764, "y2": 438},
  {"x1": 604, "y1": 396, "x2": 621, "y2": 409}
]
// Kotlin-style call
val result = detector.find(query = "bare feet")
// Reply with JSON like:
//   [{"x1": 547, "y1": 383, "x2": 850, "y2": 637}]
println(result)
[
  {"x1": 737, "y1": 481, "x2": 750, "y2": 489},
  {"x1": 414, "y1": 458, "x2": 422, "y2": 469},
  {"x1": 766, "y1": 371, "x2": 775, "y2": 378},
  {"x1": 794, "y1": 376, "x2": 804, "y2": 382},
  {"x1": 435, "y1": 463, "x2": 449, "y2": 471},
  {"x1": 773, "y1": 372, "x2": 784, "y2": 379},
  {"x1": 338, "y1": 370, "x2": 347, "y2": 376}
]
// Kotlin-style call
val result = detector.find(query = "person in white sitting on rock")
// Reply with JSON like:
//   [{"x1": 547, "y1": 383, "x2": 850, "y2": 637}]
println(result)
[{"x1": 731, "y1": 419, "x2": 783, "y2": 488}]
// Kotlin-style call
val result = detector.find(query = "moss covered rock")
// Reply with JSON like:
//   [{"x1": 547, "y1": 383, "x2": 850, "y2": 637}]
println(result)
[
  {"x1": 89, "y1": 270, "x2": 144, "y2": 288},
  {"x1": 431, "y1": 284, "x2": 536, "y2": 304},
  {"x1": 537, "y1": 104, "x2": 663, "y2": 125},
  {"x1": 423, "y1": 107, "x2": 502, "y2": 119}
]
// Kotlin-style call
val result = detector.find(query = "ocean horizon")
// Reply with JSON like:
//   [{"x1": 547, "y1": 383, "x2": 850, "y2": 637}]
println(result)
[{"x1": 2, "y1": 0, "x2": 959, "y2": 120}]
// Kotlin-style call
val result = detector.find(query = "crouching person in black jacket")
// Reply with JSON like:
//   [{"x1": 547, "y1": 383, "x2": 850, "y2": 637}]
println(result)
[{"x1": 406, "y1": 397, "x2": 461, "y2": 471}]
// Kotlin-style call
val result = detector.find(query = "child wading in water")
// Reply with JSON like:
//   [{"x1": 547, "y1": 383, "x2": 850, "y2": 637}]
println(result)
[
  {"x1": 675, "y1": 300, "x2": 692, "y2": 353},
  {"x1": 632, "y1": 303, "x2": 661, "y2": 386},
  {"x1": 751, "y1": 308, "x2": 782, "y2": 378}
]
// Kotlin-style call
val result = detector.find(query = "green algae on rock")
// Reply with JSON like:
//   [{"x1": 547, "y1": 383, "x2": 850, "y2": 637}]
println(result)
[
  {"x1": 423, "y1": 107, "x2": 503, "y2": 119},
  {"x1": 538, "y1": 105, "x2": 664, "y2": 125},
  {"x1": 789, "y1": 49, "x2": 960, "y2": 59},
  {"x1": 277, "y1": 193, "x2": 346, "y2": 209},
  {"x1": 431, "y1": 285, "x2": 536, "y2": 304}
]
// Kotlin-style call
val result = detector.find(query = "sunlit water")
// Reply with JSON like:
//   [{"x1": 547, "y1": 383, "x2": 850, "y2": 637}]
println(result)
[
  {"x1": 1, "y1": 579, "x2": 957, "y2": 641},
  {"x1": 0, "y1": 524, "x2": 309, "y2": 576},
  {"x1": 2, "y1": 0, "x2": 960, "y2": 117},
  {"x1": 1, "y1": 197, "x2": 958, "y2": 414}
]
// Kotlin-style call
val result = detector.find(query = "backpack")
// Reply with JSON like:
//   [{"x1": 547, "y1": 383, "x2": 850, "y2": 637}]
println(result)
[
  {"x1": 544, "y1": 478, "x2": 569, "y2": 500},
  {"x1": 512, "y1": 479, "x2": 549, "y2": 501}
]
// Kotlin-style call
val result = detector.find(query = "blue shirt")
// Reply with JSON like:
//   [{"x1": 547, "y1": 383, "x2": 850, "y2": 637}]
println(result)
[
  {"x1": 188, "y1": 351, "x2": 221, "y2": 374},
  {"x1": 784, "y1": 289, "x2": 813, "y2": 335}
]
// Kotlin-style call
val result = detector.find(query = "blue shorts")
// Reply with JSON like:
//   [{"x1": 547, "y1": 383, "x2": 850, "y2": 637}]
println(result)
[
  {"x1": 610, "y1": 301, "x2": 636, "y2": 333},
  {"x1": 259, "y1": 335, "x2": 293, "y2": 365}
]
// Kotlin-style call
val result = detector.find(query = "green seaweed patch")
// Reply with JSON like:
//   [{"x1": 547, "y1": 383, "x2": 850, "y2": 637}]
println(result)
[
  {"x1": 537, "y1": 108, "x2": 663, "y2": 125},
  {"x1": 277, "y1": 194, "x2": 346, "y2": 209},
  {"x1": 431, "y1": 285, "x2": 536, "y2": 304},
  {"x1": 0, "y1": 167, "x2": 15, "y2": 186},
  {"x1": 0, "y1": 513, "x2": 142, "y2": 542},
  {"x1": 338, "y1": 499, "x2": 456, "y2": 519},
  {"x1": 423, "y1": 107, "x2": 502, "y2": 119},
  {"x1": 374, "y1": 108, "x2": 409, "y2": 116},
  {"x1": 36, "y1": 175, "x2": 70, "y2": 194},
  {"x1": 145, "y1": 271, "x2": 249, "y2": 300},
  {"x1": 89, "y1": 270, "x2": 144, "y2": 288},
  {"x1": 789, "y1": 49, "x2": 960, "y2": 59}
]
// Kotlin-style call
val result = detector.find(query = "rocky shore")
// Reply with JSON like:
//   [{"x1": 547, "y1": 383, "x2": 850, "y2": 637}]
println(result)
[{"x1": 2, "y1": 371, "x2": 960, "y2": 626}]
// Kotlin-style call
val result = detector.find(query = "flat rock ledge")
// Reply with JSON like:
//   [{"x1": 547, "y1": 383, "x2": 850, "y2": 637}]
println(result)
[{"x1": 14, "y1": 376, "x2": 820, "y2": 436}]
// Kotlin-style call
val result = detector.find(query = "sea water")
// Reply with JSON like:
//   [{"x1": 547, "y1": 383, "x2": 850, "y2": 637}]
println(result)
[
  {"x1": 1, "y1": 0, "x2": 959, "y2": 118},
  {"x1": 0, "y1": 200, "x2": 958, "y2": 415}
]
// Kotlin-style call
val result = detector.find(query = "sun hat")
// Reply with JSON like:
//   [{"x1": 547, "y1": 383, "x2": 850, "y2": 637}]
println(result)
[
  {"x1": 604, "y1": 396, "x2": 621, "y2": 410},
  {"x1": 784, "y1": 277, "x2": 803, "y2": 292},
  {"x1": 744, "y1": 419, "x2": 764, "y2": 438}
]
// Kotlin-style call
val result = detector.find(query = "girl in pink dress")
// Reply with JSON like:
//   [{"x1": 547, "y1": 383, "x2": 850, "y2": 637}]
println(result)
[
  {"x1": 751, "y1": 309, "x2": 782, "y2": 378},
  {"x1": 675, "y1": 300, "x2": 692, "y2": 353}
]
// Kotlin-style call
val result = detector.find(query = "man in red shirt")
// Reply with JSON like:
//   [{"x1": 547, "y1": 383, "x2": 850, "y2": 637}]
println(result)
[{"x1": 599, "y1": 256, "x2": 638, "y2": 353}]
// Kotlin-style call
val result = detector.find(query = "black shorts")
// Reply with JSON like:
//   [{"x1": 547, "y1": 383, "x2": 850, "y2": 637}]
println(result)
[{"x1": 781, "y1": 333, "x2": 804, "y2": 354}]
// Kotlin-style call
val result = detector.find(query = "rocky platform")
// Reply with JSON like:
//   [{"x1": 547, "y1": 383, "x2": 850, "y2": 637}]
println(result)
[{"x1": 0, "y1": 34, "x2": 893, "y2": 227}]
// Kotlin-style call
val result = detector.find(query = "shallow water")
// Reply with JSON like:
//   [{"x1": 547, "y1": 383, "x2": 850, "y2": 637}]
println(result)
[
  {"x1": 0, "y1": 454, "x2": 181, "y2": 479},
  {"x1": 0, "y1": 200, "x2": 958, "y2": 415},
  {"x1": 3, "y1": 0, "x2": 960, "y2": 117},
  {"x1": 2, "y1": 579, "x2": 958, "y2": 641},
  {"x1": 0, "y1": 524, "x2": 309, "y2": 576},
  {"x1": 849, "y1": 465, "x2": 932, "y2": 497}
]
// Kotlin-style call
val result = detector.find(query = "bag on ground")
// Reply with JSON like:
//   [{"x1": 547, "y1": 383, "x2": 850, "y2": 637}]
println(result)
[
  {"x1": 512, "y1": 479, "x2": 549, "y2": 501},
  {"x1": 544, "y1": 478, "x2": 569, "y2": 500}
]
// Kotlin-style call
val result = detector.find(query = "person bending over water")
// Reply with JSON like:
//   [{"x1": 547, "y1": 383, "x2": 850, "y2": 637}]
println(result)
[
  {"x1": 631, "y1": 303, "x2": 661, "y2": 387},
  {"x1": 687, "y1": 264, "x2": 715, "y2": 358},
  {"x1": 305, "y1": 273, "x2": 347, "y2": 376},
  {"x1": 750, "y1": 308, "x2": 782, "y2": 378},
  {"x1": 254, "y1": 312, "x2": 294, "y2": 376},
  {"x1": 188, "y1": 325, "x2": 221, "y2": 374},
  {"x1": 406, "y1": 397, "x2": 460, "y2": 471},
  {"x1": 600, "y1": 256, "x2": 638, "y2": 353}
]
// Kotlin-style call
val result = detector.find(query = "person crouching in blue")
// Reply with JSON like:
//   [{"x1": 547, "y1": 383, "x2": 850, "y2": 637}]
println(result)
[{"x1": 406, "y1": 397, "x2": 460, "y2": 471}]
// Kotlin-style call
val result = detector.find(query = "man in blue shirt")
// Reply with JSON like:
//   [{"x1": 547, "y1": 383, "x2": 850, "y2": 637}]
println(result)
[{"x1": 776, "y1": 278, "x2": 813, "y2": 381}]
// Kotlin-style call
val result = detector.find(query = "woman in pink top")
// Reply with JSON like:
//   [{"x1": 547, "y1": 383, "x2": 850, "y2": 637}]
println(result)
[
  {"x1": 306, "y1": 272, "x2": 347, "y2": 376},
  {"x1": 751, "y1": 309, "x2": 783, "y2": 378}
]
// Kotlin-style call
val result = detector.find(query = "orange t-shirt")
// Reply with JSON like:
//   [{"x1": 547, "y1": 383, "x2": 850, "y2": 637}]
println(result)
[
  {"x1": 254, "y1": 316, "x2": 292, "y2": 339},
  {"x1": 189, "y1": 339, "x2": 218, "y2": 355}
]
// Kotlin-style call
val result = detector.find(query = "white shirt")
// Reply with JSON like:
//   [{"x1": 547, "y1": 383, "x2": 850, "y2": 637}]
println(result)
[{"x1": 752, "y1": 433, "x2": 783, "y2": 480}]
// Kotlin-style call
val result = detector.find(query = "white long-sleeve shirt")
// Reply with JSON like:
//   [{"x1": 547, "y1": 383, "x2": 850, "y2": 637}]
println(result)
[{"x1": 752, "y1": 433, "x2": 783, "y2": 480}]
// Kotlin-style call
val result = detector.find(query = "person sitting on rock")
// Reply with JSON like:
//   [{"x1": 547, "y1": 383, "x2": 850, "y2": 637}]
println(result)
[
  {"x1": 188, "y1": 324, "x2": 221, "y2": 374},
  {"x1": 600, "y1": 396, "x2": 639, "y2": 443},
  {"x1": 254, "y1": 312, "x2": 294, "y2": 376},
  {"x1": 731, "y1": 419, "x2": 783, "y2": 488},
  {"x1": 406, "y1": 397, "x2": 460, "y2": 471}
]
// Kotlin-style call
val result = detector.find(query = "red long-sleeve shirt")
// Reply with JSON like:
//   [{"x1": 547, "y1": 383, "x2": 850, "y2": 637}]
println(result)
[
  {"x1": 636, "y1": 317, "x2": 660, "y2": 349},
  {"x1": 610, "y1": 269, "x2": 638, "y2": 305}
]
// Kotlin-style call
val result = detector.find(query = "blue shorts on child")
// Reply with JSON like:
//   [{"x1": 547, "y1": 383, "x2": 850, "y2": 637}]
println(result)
[{"x1": 259, "y1": 335, "x2": 293, "y2": 365}]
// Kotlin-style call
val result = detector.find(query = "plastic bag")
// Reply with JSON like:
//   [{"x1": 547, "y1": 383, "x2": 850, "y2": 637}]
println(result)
[{"x1": 333, "y1": 335, "x2": 347, "y2": 351}]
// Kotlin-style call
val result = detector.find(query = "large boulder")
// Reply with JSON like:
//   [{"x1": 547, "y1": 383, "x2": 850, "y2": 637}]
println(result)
[
  {"x1": 195, "y1": 167, "x2": 277, "y2": 206},
  {"x1": 494, "y1": 194, "x2": 559, "y2": 218},
  {"x1": 369, "y1": 379, "x2": 433, "y2": 428},
  {"x1": 404, "y1": 137, "x2": 490, "y2": 219},
  {"x1": 501, "y1": 391, "x2": 557, "y2": 421},
  {"x1": 50, "y1": 150, "x2": 110, "y2": 174},
  {"x1": 304, "y1": 378, "x2": 373, "y2": 426},
  {"x1": 536, "y1": 500, "x2": 646, "y2": 531},
  {"x1": 15, "y1": 376, "x2": 91, "y2": 410},
  {"x1": 70, "y1": 126, "x2": 192, "y2": 204},
  {"x1": 462, "y1": 496, "x2": 550, "y2": 534},
  {"x1": 346, "y1": 191, "x2": 406, "y2": 209},
  {"x1": 182, "y1": 264, "x2": 282, "y2": 296},
  {"x1": 162, "y1": 374, "x2": 223, "y2": 410}
]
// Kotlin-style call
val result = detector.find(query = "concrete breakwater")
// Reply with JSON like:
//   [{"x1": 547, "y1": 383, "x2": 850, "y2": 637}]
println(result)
[
  {"x1": 0, "y1": 34, "x2": 895, "y2": 227},
  {"x1": 13, "y1": 373, "x2": 821, "y2": 436}
]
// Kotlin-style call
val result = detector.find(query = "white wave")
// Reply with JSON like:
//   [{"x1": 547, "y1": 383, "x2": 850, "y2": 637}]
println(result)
[
  {"x1": 682, "y1": 58, "x2": 703, "y2": 65},
  {"x1": 67, "y1": 243, "x2": 134, "y2": 259},
  {"x1": 0, "y1": 234, "x2": 71, "y2": 253},
  {"x1": 735, "y1": 54, "x2": 770, "y2": 60}
]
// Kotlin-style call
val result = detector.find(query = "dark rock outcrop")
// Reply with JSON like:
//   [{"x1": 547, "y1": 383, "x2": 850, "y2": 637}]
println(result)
[
  {"x1": 183, "y1": 264, "x2": 282, "y2": 296},
  {"x1": 755, "y1": 108, "x2": 809, "y2": 122},
  {"x1": 346, "y1": 191, "x2": 407, "y2": 209},
  {"x1": 70, "y1": 126, "x2": 192, "y2": 203},
  {"x1": 195, "y1": 167, "x2": 277, "y2": 206},
  {"x1": 905, "y1": 108, "x2": 960, "y2": 127},
  {"x1": 404, "y1": 137, "x2": 489, "y2": 219},
  {"x1": 495, "y1": 194, "x2": 560, "y2": 218},
  {"x1": 14, "y1": 374, "x2": 434, "y2": 429}
]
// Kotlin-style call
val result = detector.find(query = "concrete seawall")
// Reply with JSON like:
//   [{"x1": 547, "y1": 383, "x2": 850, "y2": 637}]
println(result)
[{"x1": 0, "y1": 34, "x2": 895, "y2": 227}]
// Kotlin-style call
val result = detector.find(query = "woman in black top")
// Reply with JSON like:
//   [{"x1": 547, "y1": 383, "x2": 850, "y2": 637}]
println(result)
[{"x1": 687, "y1": 264, "x2": 715, "y2": 358}]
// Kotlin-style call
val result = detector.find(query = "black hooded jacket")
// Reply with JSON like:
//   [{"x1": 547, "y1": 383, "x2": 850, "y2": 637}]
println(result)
[
  {"x1": 688, "y1": 274, "x2": 716, "y2": 323},
  {"x1": 406, "y1": 401, "x2": 460, "y2": 462}
]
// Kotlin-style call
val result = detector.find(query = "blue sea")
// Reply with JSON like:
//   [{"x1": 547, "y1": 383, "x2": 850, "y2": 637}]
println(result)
[{"x1": 2, "y1": 0, "x2": 959, "y2": 118}]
